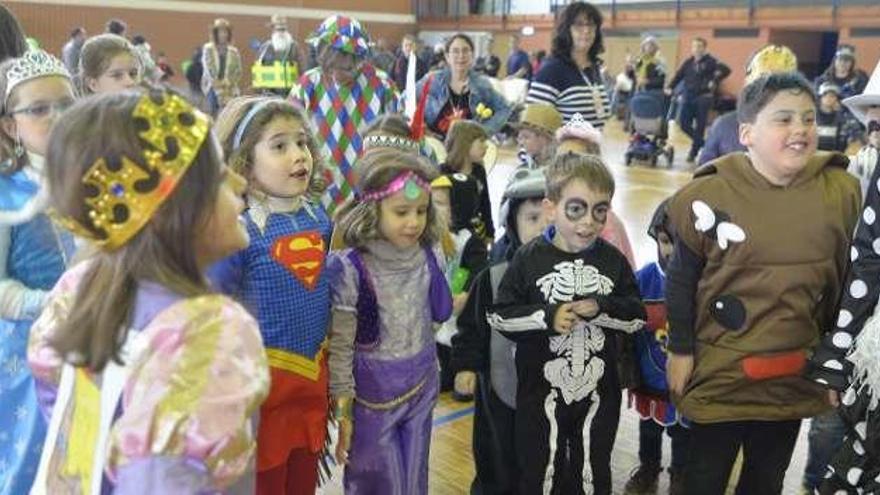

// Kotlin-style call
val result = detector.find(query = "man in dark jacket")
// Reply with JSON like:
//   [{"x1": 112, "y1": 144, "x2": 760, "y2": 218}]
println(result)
[
  {"x1": 666, "y1": 38, "x2": 730, "y2": 162},
  {"x1": 391, "y1": 34, "x2": 427, "y2": 91}
]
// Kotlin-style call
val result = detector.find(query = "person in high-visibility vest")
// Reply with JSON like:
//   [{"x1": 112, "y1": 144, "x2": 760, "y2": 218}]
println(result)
[{"x1": 252, "y1": 15, "x2": 302, "y2": 96}]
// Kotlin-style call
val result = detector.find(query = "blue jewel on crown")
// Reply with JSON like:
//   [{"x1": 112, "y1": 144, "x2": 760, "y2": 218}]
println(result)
[{"x1": 110, "y1": 183, "x2": 125, "y2": 197}]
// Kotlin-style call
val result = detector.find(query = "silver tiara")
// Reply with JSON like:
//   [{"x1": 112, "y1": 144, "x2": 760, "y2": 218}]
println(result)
[
  {"x1": 4, "y1": 50, "x2": 71, "y2": 105},
  {"x1": 363, "y1": 134, "x2": 419, "y2": 153}
]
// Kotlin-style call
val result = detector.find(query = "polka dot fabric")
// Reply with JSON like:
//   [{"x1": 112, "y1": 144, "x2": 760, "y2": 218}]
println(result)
[{"x1": 810, "y1": 152, "x2": 880, "y2": 494}]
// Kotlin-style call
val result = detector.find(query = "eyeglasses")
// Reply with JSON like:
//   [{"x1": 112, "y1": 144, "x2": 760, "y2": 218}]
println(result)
[
  {"x1": 571, "y1": 21, "x2": 597, "y2": 31},
  {"x1": 449, "y1": 48, "x2": 472, "y2": 57},
  {"x1": 8, "y1": 98, "x2": 75, "y2": 119}
]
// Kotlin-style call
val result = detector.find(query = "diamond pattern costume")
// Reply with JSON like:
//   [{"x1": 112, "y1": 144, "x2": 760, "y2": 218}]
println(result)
[
  {"x1": 290, "y1": 65, "x2": 399, "y2": 215},
  {"x1": 289, "y1": 15, "x2": 400, "y2": 215}
]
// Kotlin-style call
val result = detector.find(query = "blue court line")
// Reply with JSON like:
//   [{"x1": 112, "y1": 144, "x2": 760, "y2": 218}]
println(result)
[{"x1": 433, "y1": 406, "x2": 474, "y2": 427}]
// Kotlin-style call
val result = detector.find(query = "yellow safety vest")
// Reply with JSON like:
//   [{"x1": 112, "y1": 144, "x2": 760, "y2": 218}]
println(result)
[{"x1": 252, "y1": 61, "x2": 299, "y2": 89}]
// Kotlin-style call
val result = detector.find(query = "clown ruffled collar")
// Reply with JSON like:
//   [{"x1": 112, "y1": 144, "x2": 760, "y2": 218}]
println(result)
[{"x1": 246, "y1": 189, "x2": 317, "y2": 234}]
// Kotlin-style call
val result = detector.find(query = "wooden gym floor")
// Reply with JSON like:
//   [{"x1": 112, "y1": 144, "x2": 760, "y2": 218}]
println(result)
[{"x1": 320, "y1": 118, "x2": 812, "y2": 494}]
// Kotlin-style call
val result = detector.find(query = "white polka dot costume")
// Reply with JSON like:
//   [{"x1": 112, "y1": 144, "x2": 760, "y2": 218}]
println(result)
[{"x1": 808, "y1": 149, "x2": 880, "y2": 494}]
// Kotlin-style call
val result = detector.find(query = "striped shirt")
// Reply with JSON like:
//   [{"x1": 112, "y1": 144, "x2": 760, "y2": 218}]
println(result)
[{"x1": 527, "y1": 56, "x2": 611, "y2": 128}]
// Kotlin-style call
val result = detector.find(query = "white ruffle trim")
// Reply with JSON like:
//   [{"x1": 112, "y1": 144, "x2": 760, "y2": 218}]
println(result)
[{"x1": 847, "y1": 295, "x2": 880, "y2": 412}]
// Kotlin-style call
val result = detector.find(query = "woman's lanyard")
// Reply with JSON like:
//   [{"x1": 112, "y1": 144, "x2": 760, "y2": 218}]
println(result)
[{"x1": 580, "y1": 67, "x2": 607, "y2": 120}]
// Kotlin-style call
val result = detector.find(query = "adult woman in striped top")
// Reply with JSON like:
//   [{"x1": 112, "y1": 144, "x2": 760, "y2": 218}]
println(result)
[{"x1": 527, "y1": 1, "x2": 610, "y2": 128}]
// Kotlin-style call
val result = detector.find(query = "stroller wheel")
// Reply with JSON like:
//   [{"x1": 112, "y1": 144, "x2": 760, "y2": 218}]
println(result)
[{"x1": 624, "y1": 153, "x2": 632, "y2": 166}]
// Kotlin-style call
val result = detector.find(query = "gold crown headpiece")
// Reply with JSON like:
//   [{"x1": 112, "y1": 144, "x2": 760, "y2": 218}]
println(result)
[{"x1": 55, "y1": 91, "x2": 210, "y2": 250}]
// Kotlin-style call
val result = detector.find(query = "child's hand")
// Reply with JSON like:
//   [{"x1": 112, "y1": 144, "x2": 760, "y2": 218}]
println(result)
[
  {"x1": 554, "y1": 303, "x2": 577, "y2": 334},
  {"x1": 666, "y1": 353, "x2": 694, "y2": 397},
  {"x1": 570, "y1": 299, "x2": 599, "y2": 319},
  {"x1": 455, "y1": 371, "x2": 476, "y2": 396},
  {"x1": 336, "y1": 417, "x2": 353, "y2": 465},
  {"x1": 828, "y1": 389, "x2": 840, "y2": 408}
]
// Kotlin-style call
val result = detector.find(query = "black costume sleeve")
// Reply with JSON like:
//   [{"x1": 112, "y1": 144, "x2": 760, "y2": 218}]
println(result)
[
  {"x1": 476, "y1": 166, "x2": 495, "y2": 240},
  {"x1": 666, "y1": 238, "x2": 706, "y2": 354},
  {"x1": 667, "y1": 59, "x2": 687, "y2": 90},
  {"x1": 488, "y1": 251, "x2": 559, "y2": 341},
  {"x1": 713, "y1": 60, "x2": 731, "y2": 85},
  {"x1": 592, "y1": 254, "x2": 647, "y2": 334},
  {"x1": 451, "y1": 267, "x2": 493, "y2": 373},
  {"x1": 460, "y1": 234, "x2": 489, "y2": 291},
  {"x1": 806, "y1": 155, "x2": 880, "y2": 390}
]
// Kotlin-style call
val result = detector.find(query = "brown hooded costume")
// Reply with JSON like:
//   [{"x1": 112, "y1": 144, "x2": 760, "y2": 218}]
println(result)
[{"x1": 666, "y1": 151, "x2": 860, "y2": 423}]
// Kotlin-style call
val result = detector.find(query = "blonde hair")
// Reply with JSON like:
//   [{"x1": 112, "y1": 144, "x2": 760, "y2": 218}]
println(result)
[
  {"x1": 545, "y1": 151, "x2": 615, "y2": 202},
  {"x1": 335, "y1": 149, "x2": 442, "y2": 248},
  {"x1": 78, "y1": 34, "x2": 140, "y2": 95},
  {"x1": 214, "y1": 95, "x2": 325, "y2": 201},
  {"x1": 444, "y1": 120, "x2": 487, "y2": 171}
]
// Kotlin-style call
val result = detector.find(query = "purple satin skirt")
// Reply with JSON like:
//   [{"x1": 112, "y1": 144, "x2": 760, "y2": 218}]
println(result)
[{"x1": 344, "y1": 345, "x2": 439, "y2": 495}]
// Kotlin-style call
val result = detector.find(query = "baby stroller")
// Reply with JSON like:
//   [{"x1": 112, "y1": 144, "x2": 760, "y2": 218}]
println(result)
[{"x1": 625, "y1": 90, "x2": 674, "y2": 167}]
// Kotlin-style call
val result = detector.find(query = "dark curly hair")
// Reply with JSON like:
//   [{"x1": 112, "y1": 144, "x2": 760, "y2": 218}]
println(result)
[{"x1": 551, "y1": 1, "x2": 604, "y2": 67}]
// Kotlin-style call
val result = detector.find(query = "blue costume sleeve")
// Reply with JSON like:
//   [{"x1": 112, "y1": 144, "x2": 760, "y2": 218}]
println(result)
[{"x1": 206, "y1": 249, "x2": 245, "y2": 297}]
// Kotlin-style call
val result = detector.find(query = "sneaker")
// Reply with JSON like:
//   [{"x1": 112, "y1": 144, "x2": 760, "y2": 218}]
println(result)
[
  {"x1": 668, "y1": 469, "x2": 684, "y2": 495},
  {"x1": 624, "y1": 464, "x2": 661, "y2": 494}
]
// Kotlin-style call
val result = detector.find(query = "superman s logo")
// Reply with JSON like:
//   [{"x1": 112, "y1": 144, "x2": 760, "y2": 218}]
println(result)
[{"x1": 271, "y1": 231, "x2": 326, "y2": 290}]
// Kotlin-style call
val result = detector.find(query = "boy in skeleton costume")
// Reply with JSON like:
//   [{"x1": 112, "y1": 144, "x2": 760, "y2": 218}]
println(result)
[
  {"x1": 806, "y1": 60, "x2": 880, "y2": 494},
  {"x1": 665, "y1": 73, "x2": 860, "y2": 494},
  {"x1": 489, "y1": 153, "x2": 646, "y2": 495}
]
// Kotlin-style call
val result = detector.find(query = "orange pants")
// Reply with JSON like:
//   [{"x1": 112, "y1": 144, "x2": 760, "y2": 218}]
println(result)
[{"x1": 256, "y1": 448, "x2": 320, "y2": 495}]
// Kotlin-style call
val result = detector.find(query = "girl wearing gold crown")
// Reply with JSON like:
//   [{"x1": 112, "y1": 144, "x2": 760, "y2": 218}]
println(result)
[
  {"x1": 0, "y1": 49, "x2": 76, "y2": 494},
  {"x1": 27, "y1": 88, "x2": 269, "y2": 493},
  {"x1": 209, "y1": 95, "x2": 332, "y2": 495}
]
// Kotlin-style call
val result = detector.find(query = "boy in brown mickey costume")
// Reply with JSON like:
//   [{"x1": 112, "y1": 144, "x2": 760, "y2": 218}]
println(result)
[{"x1": 665, "y1": 72, "x2": 860, "y2": 493}]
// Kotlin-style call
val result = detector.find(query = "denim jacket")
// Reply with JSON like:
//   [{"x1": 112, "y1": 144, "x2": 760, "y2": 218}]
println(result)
[{"x1": 416, "y1": 68, "x2": 512, "y2": 135}]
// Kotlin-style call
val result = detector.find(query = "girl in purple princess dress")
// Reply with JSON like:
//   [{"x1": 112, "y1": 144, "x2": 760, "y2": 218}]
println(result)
[{"x1": 327, "y1": 148, "x2": 452, "y2": 495}]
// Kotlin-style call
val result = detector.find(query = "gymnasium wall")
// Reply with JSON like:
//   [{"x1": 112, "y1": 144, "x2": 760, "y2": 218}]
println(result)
[
  {"x1": 420, "y1": 3, "x2": 880, "y2": 96},
  {"x1": 5, "y1": 0, "x2": 416, "y2": 89}
]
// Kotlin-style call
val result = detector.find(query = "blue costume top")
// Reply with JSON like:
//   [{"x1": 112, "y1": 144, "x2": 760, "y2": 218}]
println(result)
[
  {"x1": 0, "y1": 161, "x2": 75, "y2": 495},
  {"x1": 632, "y1": 262, "x2": 686, "y2": 426},
  {"x1": 211, "y1": 199, "x2": 332, "y2": 380}
]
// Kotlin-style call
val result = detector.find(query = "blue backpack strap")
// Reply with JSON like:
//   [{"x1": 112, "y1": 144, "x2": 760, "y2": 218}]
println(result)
[{"x1": 347, "y1": 249, "x2": 380, "y2": 348}]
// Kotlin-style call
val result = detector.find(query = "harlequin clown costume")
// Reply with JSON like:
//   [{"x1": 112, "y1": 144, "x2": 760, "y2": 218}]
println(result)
[
  {"x1": 327, "y1": 171, "x2": 453, "y2": 494},
  {"x1": 209, "y1": 101, "x2": 333, "y2": 495},
  {"x1": 289, "y1": 15, "x2": 400, "y2": 216},
  {"x1": 28, "y1": 90, "x2": 269, "y2": 493},
  {"x1": 0, "y1": 50, "x2": 76, "y2": 495}
]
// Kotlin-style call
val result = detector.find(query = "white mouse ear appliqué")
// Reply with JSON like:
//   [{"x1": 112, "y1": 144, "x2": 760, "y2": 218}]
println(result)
[
  {"x1": 692, "y1": 200, "x2": 716, "y2": 233},
  {"x1": 691, "y1": 200, "x2": 747, "y2": 250}
]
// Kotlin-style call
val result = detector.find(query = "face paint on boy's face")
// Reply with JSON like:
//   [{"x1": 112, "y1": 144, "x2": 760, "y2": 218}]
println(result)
[
  {"x1": 564, "y1": 198, "x2": 609, "y2": 224},
  {"x1": 546, "y1": 180, "x2": 611, "y2": 253}
]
